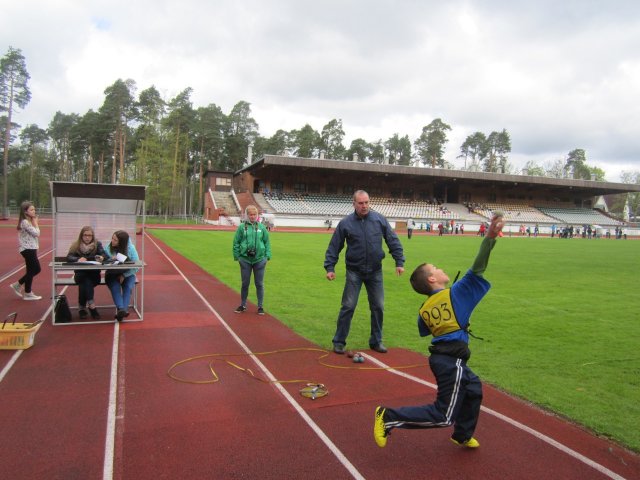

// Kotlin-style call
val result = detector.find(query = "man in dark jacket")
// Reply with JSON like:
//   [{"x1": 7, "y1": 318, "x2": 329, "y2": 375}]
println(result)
[{"x1": 324, "y1": 190, "x2": 405, "y2": 354}]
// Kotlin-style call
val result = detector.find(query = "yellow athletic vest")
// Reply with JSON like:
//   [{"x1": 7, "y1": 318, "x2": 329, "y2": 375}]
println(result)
[{"x1": 419, "y1": 289, "x2": 461, "y2": 337}]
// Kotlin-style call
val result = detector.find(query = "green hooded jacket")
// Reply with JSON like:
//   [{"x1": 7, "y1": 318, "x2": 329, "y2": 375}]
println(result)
[{"x1": 232, "y1": 221, "x2": 272, "y2": 264}]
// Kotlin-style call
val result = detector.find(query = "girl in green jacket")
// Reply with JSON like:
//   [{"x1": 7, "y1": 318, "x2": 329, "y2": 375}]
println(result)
[{"x1": 232, "y1": 205, "x2": 271, "y2": 315}]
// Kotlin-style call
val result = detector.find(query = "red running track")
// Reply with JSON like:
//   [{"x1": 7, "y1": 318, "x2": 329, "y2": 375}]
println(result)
[{"x1": 0, "y1": 221, "x2": 638, "y2": 479}]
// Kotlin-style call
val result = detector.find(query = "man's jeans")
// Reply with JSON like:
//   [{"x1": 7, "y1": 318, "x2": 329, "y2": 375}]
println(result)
[
  {"x1": 239, "y1": 258, "x2": 267, "y2": 307},
  {"x1": 333, "y1": 268, "x2": 384, "y2": 348}
]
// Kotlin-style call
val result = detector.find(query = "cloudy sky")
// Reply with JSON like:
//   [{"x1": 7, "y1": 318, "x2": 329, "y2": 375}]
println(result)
[{"x1": 2, "y1": 0, "x2": 640, "y2": 181}]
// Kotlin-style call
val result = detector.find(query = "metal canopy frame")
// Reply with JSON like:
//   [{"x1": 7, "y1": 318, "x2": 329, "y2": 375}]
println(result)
[{"x1": 50, "y1": 182, "x2": 146, "y2": 325}]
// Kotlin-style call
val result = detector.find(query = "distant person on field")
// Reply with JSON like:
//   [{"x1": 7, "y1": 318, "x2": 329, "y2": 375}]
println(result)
[
  {"x1": 67, "y1": 226, "x2": 106, "y2": 320},
  {"x1": 11, "y1": 201, "x2": 42, "y2": 301},
  {"x1": 233, "y1": 205, "x2": 271, "y2": 315},
  {"x1": 324, "y1": 190, "x2": 405, "y2": 355},
  {"x1": 373, "y1": 212, "x2": 505, "y2": 450},
  {"x1": 407, "y1": 218, "x2": 414, "y2": 239}
]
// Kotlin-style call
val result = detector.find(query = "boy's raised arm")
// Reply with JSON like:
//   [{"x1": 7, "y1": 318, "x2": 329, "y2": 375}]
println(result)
[{"x1": 471, "y1": 213, "x2": 505, "y2": 276}]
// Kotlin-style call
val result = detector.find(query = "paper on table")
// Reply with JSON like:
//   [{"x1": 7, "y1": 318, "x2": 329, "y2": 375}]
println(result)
[{"x1": 84, "y1": 260, "x2": 102, "y2": 265}]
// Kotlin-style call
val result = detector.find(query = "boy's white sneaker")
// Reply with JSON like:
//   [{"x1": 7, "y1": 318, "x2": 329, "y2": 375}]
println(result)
[
  {"x1": 23, "y1": 292, "x2": 42, "y2": 301},
  {"x1": 10, "y1": 282, "x2": 23, "y2": 298}
]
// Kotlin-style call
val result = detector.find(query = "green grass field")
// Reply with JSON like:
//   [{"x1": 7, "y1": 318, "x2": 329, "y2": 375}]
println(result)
[{"x1": 149, "y1": 228, "x2": 640, "y2": 452}]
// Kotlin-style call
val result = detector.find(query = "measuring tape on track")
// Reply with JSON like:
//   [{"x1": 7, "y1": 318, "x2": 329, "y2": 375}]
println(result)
[
  {"x1": 299, "y1": 383, "x2": 329, "y2": 400},
  {"x1": 167, "y1": 347, "x2": 426, "y2": 401}
]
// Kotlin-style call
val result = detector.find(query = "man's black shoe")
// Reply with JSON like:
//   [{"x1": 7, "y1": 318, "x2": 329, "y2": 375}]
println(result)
[
  {"x1": 370, "y1": 343, "x2": 388, "y2": 353},
  {"x1": 333, "y1": 344, "x2": 346, "y2": 354}
]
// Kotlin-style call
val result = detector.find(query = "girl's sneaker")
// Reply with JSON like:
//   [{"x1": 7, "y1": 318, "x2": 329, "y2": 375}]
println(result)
[
  {"x1": 10, "y1": 282, "x2": 23, "y2": 298},
  {"x1": 23, "y1": 292, "x2": 42, "y2": 301}
]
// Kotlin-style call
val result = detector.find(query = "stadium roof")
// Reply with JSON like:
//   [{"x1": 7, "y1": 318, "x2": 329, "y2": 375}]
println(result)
[{"x1": 239, "y1": 155, "x2": 640, "y2": 197}]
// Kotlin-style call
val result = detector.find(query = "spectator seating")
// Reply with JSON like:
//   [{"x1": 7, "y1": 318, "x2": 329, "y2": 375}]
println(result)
[
  {"x1": 262, "y1": 193, "x2": 352, "y2": 216},
  {"x1": 536, "y1": 207, "x2": 624, "y2": 226},
  {"x1": 261, "y1": 193, "x2": 461, "y2": 219},
  {"x1": 369, "y1": 197, "x2": 460, "y2": 219},
  {"x1": 471, "y1": 203, "x2": 557, "y2": 224},
  {"x1": 257, "y1": 193, "x2": 626, "y2": 227}
]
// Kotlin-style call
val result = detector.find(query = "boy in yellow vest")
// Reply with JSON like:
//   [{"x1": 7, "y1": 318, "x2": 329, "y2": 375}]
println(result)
[{"x1": 374, "y1": 213, "x2": 505, "y2": 449}]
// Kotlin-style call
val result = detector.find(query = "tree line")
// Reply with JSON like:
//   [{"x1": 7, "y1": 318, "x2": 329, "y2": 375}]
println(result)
[{"x1": 1, "y1": 46, "x2": 636, "y2": 217}]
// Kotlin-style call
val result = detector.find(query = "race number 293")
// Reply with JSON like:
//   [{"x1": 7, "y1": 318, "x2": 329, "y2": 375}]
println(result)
[{"x1": 420, "y1": 302, "x2": 453, "y2": 328}]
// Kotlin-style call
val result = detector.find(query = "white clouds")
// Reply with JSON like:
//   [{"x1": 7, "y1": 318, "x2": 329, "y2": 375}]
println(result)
[{"x1": 2, "y1": 0, "x2": 640, "y2": 181}]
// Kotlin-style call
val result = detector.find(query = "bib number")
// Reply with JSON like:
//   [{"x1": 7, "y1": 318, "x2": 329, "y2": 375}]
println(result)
[{"x1": 420, "y1": 302, "x2": 453, "y2": 328}]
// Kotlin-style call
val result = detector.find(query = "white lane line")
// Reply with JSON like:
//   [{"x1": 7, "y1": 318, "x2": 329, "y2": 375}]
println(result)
[
  {"x1": 143, "y1": 233, "x2": 366, "y2": 480},
  {"x1": 0, "y1": 248, "x2": 53, "y2": 283},
  {"x1": 103, "y1": 322, "x2": 120, "y2": 480},
  {"x1": 0, "y1": 300, "x2": 54, "y2": 383},
  {"x1": 363, "y1": 353, "x2": 627, "y2": 480},
  {"x1": 0, "y1": 350, "x2": 23, "y2": 382}
]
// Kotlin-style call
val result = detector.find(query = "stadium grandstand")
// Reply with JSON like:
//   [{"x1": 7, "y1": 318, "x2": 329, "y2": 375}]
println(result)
[{"x1": 202, "y1": 154, "x2": 640, "y2": 236}]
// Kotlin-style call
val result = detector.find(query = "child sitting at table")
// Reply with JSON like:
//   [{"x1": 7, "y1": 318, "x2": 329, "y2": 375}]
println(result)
[
  {"x1": 67, "y1": 226, "x2": 106, "y2": 319},
  {"x1": 104, "y1": 230, "x2": 139, "y2": 321}
]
